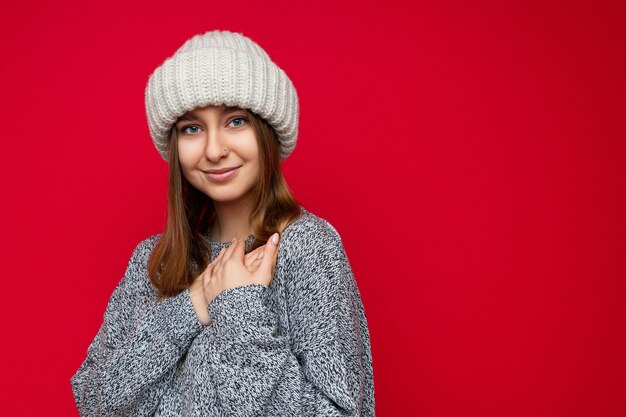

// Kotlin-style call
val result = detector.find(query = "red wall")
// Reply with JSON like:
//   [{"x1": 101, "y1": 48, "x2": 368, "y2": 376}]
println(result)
[{"x1": 1, "y1": 1, "x2": 624, "y2": 416}]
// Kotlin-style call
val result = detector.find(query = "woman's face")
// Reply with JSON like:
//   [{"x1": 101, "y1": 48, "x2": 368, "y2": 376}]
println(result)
[{"x1": 175, "y1": 104, "x2": 259, "y2": 205}]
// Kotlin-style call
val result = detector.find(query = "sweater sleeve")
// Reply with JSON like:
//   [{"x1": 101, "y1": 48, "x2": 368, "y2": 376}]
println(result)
[
  {"x1": 70, "y1": 238, "x2": 205, "y2": 416},
  {"x1": 203, "y1": 221, "x2": 375, "y2": 416}
]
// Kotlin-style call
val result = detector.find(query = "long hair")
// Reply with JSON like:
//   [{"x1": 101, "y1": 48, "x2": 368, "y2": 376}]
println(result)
[{"x1": 147, "y1": 107, "x2": 302, "y2": 299}]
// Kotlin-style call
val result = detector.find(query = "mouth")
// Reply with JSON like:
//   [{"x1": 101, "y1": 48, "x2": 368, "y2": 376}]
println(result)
[
  {"x1": 202, "y1": 166, "x2": 241, "y2": 182},
  {"x1": 203, "y1": 166, "x2": 241, "y2": 174}
]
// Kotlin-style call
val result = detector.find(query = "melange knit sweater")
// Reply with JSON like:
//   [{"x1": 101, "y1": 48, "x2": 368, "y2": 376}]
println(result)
[{"x1": 70, "y1": 206, "x2": 375, "y2": 416}]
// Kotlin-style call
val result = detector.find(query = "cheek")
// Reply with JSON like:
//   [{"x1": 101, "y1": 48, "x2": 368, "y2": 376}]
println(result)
[
  {"x1": 247, "y1": 151, "x2": 261, "y2": 177},
  {"x1": 243, "y1": 137, "x2": 260, "y2": 161},
  {"x1": 246, "y1": 159, "x2": 258, "y2": 176},
  {"x1": 177, "y1": 141, "x2": 199, "y2": 167}
]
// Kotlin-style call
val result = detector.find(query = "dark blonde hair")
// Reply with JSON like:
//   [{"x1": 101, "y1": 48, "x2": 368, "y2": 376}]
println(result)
[{"x1": 147, "y1": 107, "x2": 302, "y2": 299}]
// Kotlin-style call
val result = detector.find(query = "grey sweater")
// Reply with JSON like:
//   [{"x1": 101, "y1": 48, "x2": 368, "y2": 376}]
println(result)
[{"x1": 70, "y1": 206, "x2": 375, "y2": 416}]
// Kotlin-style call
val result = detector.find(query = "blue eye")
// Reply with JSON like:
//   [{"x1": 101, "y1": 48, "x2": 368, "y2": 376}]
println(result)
[
  {"x1": 181, "y1": 125, "x2": 200, "y2": 135},
  {"x1": 229, "y1": 117, "x2": 247, "y2": 128},
  {"x1": 179, "y1": 117, "x2": 246, "y2": 135}
]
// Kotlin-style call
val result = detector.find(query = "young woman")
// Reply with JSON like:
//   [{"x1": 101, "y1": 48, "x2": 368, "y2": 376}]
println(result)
[{"x1": 70, "y1": 29, "x2": 375, "y2": 416}]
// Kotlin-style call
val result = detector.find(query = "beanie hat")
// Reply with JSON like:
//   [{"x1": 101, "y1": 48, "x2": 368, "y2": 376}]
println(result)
[{"x1": 144, "y1": 30, "x2": 299, "y2": 162}]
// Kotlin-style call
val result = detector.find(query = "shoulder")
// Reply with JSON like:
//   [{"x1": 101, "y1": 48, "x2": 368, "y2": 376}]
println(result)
[
  {"x1": 276, "y1": 207, "x2": 356, "y2": 301},
  {"x1": 278, "y1": 206, "x2": 346, "y2": 260},
  {"x1": 115, "y1": 233, "x2": 162, "y2": 296},
  {"x1": 278, "y1": 207, "x2": 347, "y2": 270},
  {"x1": 127, "y1": 233, "x2": 162, "y2": 266}
]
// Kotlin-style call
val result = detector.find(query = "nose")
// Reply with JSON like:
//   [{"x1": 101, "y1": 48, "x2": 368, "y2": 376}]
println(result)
[{"x1": 203, "y1": 126, "x2": 227, "y2": 162}]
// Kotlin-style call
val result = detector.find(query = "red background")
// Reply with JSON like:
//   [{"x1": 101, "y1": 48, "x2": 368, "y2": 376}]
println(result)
[{"x1": 1, "y1": 0, "x2": 625, "y2": 416}]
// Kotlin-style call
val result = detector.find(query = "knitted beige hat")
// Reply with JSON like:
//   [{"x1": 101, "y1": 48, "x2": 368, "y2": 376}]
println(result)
[{"x1": 144, "y1": 30, "x2": 299, "y2": 162}]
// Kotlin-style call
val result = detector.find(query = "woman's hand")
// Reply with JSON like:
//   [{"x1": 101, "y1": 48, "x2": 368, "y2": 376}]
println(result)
[
  {"x1": 188, "y1": 233, "x2": 280, "y2": 325},
  {"x1": 204, "y1": 233, "x2": 280, "y2": 304}
]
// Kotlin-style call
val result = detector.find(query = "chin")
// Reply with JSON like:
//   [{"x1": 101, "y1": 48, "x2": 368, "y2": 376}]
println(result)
[{"x1": 205, "y1": 190, "x2": 248, "y2": 202}]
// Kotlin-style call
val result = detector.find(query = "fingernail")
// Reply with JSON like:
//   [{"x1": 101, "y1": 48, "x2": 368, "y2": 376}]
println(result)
[
  {"x1": 231, "y1": 237, "x2": 237, "y2": 243},
  {"x1": 257, "y1": 251, "x2": 264, "y2": 259},
  {"x1": 271, "y1": 233, "x2": 279, "y2": 245}
]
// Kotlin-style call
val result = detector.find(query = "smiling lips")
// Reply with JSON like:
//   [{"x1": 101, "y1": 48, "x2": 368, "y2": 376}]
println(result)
[{"x1": 203, "y1": 166, "x2": 240, "y2": 181}]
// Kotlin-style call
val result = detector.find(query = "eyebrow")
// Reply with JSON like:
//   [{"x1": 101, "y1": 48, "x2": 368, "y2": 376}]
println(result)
[{"x1": 176, "y1": 106, "x2": 244, "y2": 123}]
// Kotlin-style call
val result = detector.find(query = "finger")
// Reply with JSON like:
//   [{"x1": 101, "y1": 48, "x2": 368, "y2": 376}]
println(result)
[
  {"x1": 258, "y1": 232, "x2": 280, "y2": 274},
  {"x1": 244, "y1": 245, "x2": 264, "y2": 263},
  {"x1": 207, "y1": 247, "x2": 226, "y2": 270},
  {"x1": 204, "y1": 251, "x2": 221, "y2": 280},
  {"x1": 233, "y1": 236, "x2": 246, "y2": 262},
  {"x1": 245, "y1": 245, "x2": 265, "y2": 265},
  {"x1": 220, "y1": 237, "x2": 241, "y2": 264},
  {"x1": 250, "y1": 253, "x2": 264, "y2": 272},
  {"x1": 244, "y1": 246, "x2": 264, "y2": 269},
  {"x1": 247, "y1": 248, "x2": 267, "y2": 271},
  {"x1": 202, "y1": 267, "x2": 211, "y2": 287},
  {"x1": 208, "y1": 249, "x2": 226, "y2": 278}
]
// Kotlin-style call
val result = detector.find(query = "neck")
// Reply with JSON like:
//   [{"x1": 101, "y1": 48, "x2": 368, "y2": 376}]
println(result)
[{"x1": 210, "y1": 196, "x2": 255, "y2": 243}]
